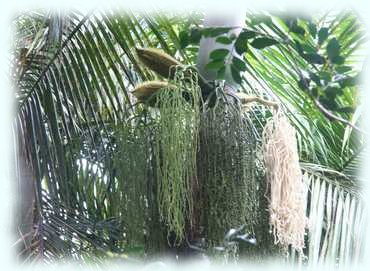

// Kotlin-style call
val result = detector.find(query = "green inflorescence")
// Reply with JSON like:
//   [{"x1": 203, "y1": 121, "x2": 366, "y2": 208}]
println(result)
[
  {"x1": 113, "y1": 120, "x2": 150, "y2": 246},
  {"x1": 198, "y1": 85, "x2": 259, "y2": 246},
  {"x1": 113, "y1": 65, "x2": 274, "y2": 257},
  {"x1": 153, "y1": 66, "x2": 201, "y2": 243}
]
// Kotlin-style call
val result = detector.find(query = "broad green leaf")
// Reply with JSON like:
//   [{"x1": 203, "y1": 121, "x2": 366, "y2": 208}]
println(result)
[
  {"x1": 319, "y1": 71, "x2": 332, "y2": 82},
  {"x1": 335, "y1": 65, "x2": 352, "y2": 73},
  {"x1": 238, "y1": 30, "x2": 258, "y2": 40},
  {"x1": 287, "y1": 19, "x2": 305, "y2": 35},
  {"x1": 336, "y1": 107, "x2": 355, "y2": 113},
  {"x1": 303, "y1": 53, "x2": 325, "y2": 64},
  {"x1": 309, "y1": 72, "x2": 322, "y2": 86},
  {"x1": 327, "y1": 38, "x2": 341, "y2": 61},
  {"x1": 250, "y1": 37, "x2": 278, "y2": 49},
  {"x1": 231, "y1": 64, "x2": 242, "y2": 84},
  {"x1": 298, "y1": 76, "x2": 310, "y2": 91},
  {"x1": 235, "y1": 37, "x2": 248, "y2": 55},
  {"x1": 234, "y1": 31, "x2": 257, "y2": 54},
  {"x1": 202, "y1": 27, "x2": 232, "y2": 37},
  {"x1": 294, "y1": 40, "x2": 304, "y2": 55},
  {"x1": 301, "y1": 43, "x2": 317, "y2": 54},
  {"x1": 339, "y1": 76, "x2": 357, "y2": 88},
  {"x1": 232, "y1": 57, "x2": 246, "y2": 71},
  {"x1": 215, "y1": 36, "x2": 232, "y2": 44},
  {"x1": 308, "y1": 22, "x2": 317, "y2": 38},
  {"x1": 216, "y1": 66, "x2": 226, "y2": 79},
  {"x1": 189, "y1": 28, "x2": 202, "y2": 44},
  {"x1": 318, "y1": 27, "x2": 329, "y2": 45},
  {"x1": 209, "y1": 48, "x2": 229, "y2": 60},
  {"x1": 205, "y1": 59, "x2": 225, "y2": 70},
  {"x1": 179, "y1": 30, "x2": 189, "y2": 49},
  {"x1": 332, "y1": 55, "x2": 345, "y2": 65},
  {"x1": 325, "y1": 86, "x2": 342, "y2": 100},
  {"x1": 319, "y1": 96, "x2": 338, "y2": 110}
]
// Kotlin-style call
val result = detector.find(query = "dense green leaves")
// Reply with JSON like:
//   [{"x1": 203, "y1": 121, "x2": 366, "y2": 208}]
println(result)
[
  {"x1": 242, "y1": 10, "x2": 365, "y2": 172},
  {"x1": 179, "y1": 27, "x2": 233, "y2": 49},
  {"x1": 204, "y1": 30, "x2": 278, "y2": 83},
  {"x1": 179, "y1": 27, "x2": 203, "y2": 49}
]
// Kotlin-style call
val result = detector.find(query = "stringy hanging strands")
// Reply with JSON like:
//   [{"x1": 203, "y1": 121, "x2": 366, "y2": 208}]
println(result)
[
  {"x1": 153, "y1": 66, "x2": 201, "y2": 244},
  {"x1": 113, "y1": 122, "x2": 149, "y2": 245},
  {"x1": 262, "y1": 111, "x2": 308, "y2": 253}
]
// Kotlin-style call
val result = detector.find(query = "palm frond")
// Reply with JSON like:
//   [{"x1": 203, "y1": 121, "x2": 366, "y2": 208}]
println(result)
[
  {"x1": 300, "y1": 167, "x2": 365, "y2": 267},
  {"x1": 13, "y1": 10, "x2": 198, "y2": 261},
  {"x1": 241, "y1": 11, "x2": 366, "y2": 170}
]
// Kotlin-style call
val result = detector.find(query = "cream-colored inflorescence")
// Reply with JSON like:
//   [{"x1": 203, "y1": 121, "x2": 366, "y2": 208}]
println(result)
[{"x1": 262, "y1": 112, "x2": 308, "y2": 253}]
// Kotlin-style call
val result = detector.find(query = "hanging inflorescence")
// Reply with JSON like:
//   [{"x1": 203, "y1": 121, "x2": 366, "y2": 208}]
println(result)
[
  {"x1": 197, "y1": 85, "x2": 259, "y2": 245},
  {"x1": 153, "y1": 66, "x2": 202, "y2": 243},
  {"x1": 122, "y1": 48, "x2": 301, "y2": 256},
  {"x1": 262, "y1": 111, "x2": 308, "y2": 254},
  {"x1": 112, "y1": 120, "x2": 150, "y2": 246}
]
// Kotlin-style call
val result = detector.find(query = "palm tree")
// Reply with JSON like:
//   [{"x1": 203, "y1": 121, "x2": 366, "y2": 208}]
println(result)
[{"x1": 12, "y1": 9, "x2": 366, "y2": 266}]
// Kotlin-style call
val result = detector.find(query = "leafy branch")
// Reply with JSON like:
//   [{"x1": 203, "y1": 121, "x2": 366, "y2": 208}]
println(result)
[{"x1": 179, "y1": 15, "x2": 364, "y2": 133}]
